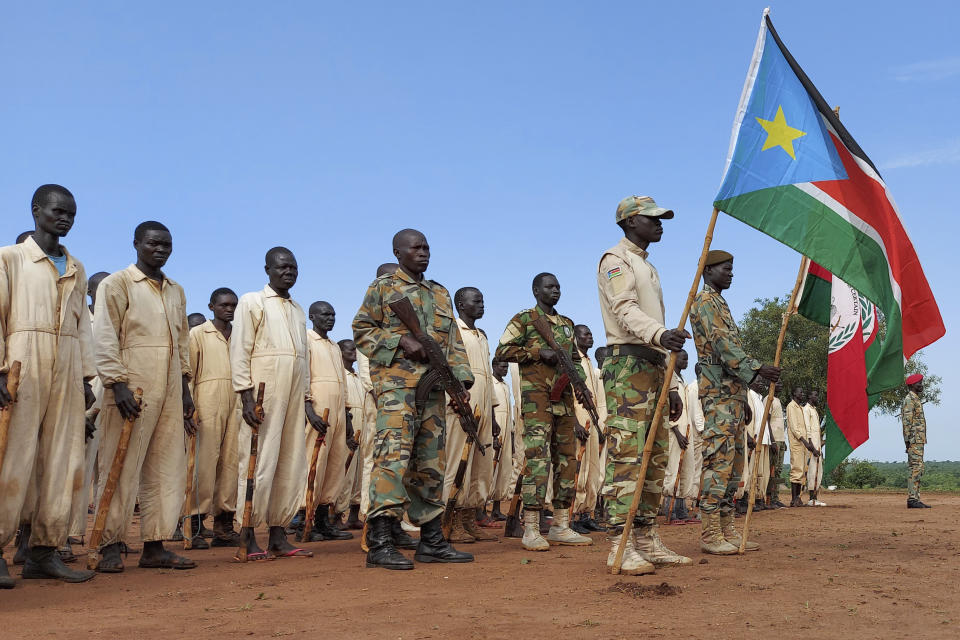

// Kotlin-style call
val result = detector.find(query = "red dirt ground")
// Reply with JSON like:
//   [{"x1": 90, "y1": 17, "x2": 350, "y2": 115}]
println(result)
[{"x1": 2, "y1": 491, "x2": 957, "y2": 639}]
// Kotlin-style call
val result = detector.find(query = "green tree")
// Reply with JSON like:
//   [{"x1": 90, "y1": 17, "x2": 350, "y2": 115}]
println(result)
[
  {"x1": 844, "y1": 459, "x2": 885, "y2": 489},
  {"x1": 871, "y1": 351, "x2": 942, "y2": 416}
]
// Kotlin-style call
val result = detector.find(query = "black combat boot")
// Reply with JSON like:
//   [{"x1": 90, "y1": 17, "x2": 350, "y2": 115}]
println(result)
[
  {"x1": 672, "y1": 498, "x2": 690, "y2": 522},
  {"x1": 345, "y1": 505, "x2": 363, "y2": 530},
  {"x1": 189, "y1": 515, "x2": 209, "y2": 549},
  {"x1": 197, "y1": 514, "x2": 215, "y2": 538},
  {"x1": 0, "y1": 554, "x2": 14, "y2": 589},
  {"x1": 366, "y1": 516, "x2": 413, "y2": 570},
  {"x1": 316, "y1": 504, "x2": 353, "y2": 540},
  {"x1": 414, "y1": 516, "x2": 473, "y2": 564},
  {"x1": 13, "y1": 525, "x2": 30, "y2": 565},
  {"x1": 211, "y1": 512, "x2": 241, "y2": 546},
  {"x1": 907, "y1": 498, "x2": 924, "y2": 508},
  {"x1": 790, "y1": 483, "x2": 804, "y2": 507},
  {"x1": 390, "y1": 518, "x2": 418, "y2": 550},
  {"x1": 736, "y1": 494, "x2": 749, "y2": 516},
  {"x1": 22, "y1": 546, "x2": 95, "y2": 583}
]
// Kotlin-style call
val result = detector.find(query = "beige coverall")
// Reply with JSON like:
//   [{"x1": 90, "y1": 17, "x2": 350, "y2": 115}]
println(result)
[
  {"x1": 443, "y1": 319, "x2": 496, "y2": 509},
  {"x1": 188, "y1": 320, "x2": 240, "y2": 517},
  {"x1": 69, "y1": 366, "x2": 103, "y2": 539},
  {"x1": 304, "y1": 330, "x2": 348, "y2": 508},
  {"x1": 0, "y1": 238, "x2": 94, "y2": 549},
  {"x1": 663, "y1": 375, "x2": 697, "y2": 501},
  {"x1": 743, "y1": 389, "x2": 770, "y2": 499},
  {"x1": 804, "y1": 403, "x2": 823, "y2": 491},
  {"x1": 357, "y1": 351, "x2": 378, "y2": 516},
  {"x1": 93, "y1": 264, "x2": 190, "y2": 545},
  {"x1": 684, "y1": 380, "x2": 705, "y2": 500},
  {"x1": 573, "y1": 355, "x2": 607, "y2": 514},
  {"x1": 488, "y1": 376, "x2": 516, "y2": 502},
  {"x1": 786, "y1": 400, "x2": 807, "y2": 483},
  {"x1": 230, "y1": 285, "x2": 308, "y2": 528},
  {"x1": 508, "y1": 363, "x2": 525, "y2": 491},
  {"x1": 334, "y1": 367, "x2": 367, "y2": 513}
]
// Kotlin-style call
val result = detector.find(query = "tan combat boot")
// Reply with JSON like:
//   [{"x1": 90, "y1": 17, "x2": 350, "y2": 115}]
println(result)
[
  {"x1": 700, "y1": 513, "x2": 739, "y2": 555},
  {"x1": 634, "y1": 523, "x2": 693, "y2": 565},
  {"x1": 447, "y1": 509, "x2": 475, "y2": 544},
  {"x1": 606, "y1": 530, "x2": 655, "y2": 575},
  {"x1": 462, "y1": 508, "x2": 498, "y2": 542},
  {"x1": 547, "y1": 508, "x2": 593, "y2": 546},
  {"x1": 521, "y1": 510, "x2": 550, "y2": 551},
  {"x1": 720, "y1": 513, "x2": 759, "y2": 551}
]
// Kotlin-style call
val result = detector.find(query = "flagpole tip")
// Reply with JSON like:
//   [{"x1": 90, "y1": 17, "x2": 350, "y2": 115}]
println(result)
[{"x1": 763, "y1": 7, "x2": 770, "y2": 16}]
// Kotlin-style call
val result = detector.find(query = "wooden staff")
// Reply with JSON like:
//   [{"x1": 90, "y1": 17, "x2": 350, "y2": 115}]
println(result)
[
  {"x1": 0, "y1": 361, "x2": 23, "y2": 476},
  {"x1": 238, "y1": 382, "x2": 265, "y2": 563},
  {"x1": 738, "y1": 254, "x2": 809, "y2": 553},
  {"x1": 86, "y1": 387, "x2": 143, "y2": 570},
  {"x1": 182, "y1": 411, "x2": 198, "y2": 550},
  {"x1": 300, "y1": 407, "x2": 330, "y2": 542},
  {"x1": 612, "y1": 208, "x2": 720, "y2": 574},
  {"x1": 665, "y1": 418, "x2": 693, "y2": 524}
]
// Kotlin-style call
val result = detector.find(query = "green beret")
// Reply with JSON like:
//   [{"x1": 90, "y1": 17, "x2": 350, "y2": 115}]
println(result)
[
  {"x1": 705, "y1": 250, "x2": 734, "y2": 266},
  {"x1": 615, "y1": 195, "x2": 674, "y2": 223}
]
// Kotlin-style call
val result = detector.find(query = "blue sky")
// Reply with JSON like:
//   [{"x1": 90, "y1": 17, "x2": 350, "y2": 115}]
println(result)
[{"x1": 1, "y1": 2, "x2": 954, "y2": 461}]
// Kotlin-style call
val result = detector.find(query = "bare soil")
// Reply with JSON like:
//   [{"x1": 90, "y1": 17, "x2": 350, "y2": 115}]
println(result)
[{"x1": 2, "y1": 491, "x2": 958, "y2": 639}]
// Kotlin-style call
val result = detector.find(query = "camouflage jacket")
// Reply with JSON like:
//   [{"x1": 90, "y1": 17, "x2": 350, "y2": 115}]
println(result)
[
  {"x1": 689, "y1": 283, "x2": 760, "y2": 403},
  {"x1": 352, "y1": 268, "x2": 473, "y2": 396},
  {"x1": 902, "y1": 390, "x2": 926, "y2": 445},
  {"x1": 495, "y1": 305, "x2": 584, "y2": 416}
]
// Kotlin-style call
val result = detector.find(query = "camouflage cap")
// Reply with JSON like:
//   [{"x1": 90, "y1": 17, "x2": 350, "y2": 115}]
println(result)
[
  {"x1": 615, "y1": 195, "x2": 674, "y2": 223},
  {"x1": 705, "y1": 249, "x2": 734, "y2": 266}
]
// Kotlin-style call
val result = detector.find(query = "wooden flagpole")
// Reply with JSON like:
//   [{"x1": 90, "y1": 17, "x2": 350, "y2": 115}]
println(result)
[
  {"x1": 738, "y1": 254, "x2": 809, "y2": 553},
  {"x1": 611, "y1": 208, "x2": 720, "y2": 573}
]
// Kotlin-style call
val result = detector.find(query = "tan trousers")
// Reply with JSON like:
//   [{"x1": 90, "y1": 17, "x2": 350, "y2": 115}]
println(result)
[
  {"x1": 463, "y1": 404, "x2": 496, "y2": 509},
  {"x1": 358, "y1": 393, "x2": 377, "y2": 516},
  {"x1": 573, "y1": 423, "x2": 603, "y2": 513},
  {"x1": 304, "y1": 409, "x2": 349, "y2": 508},
  {"x1": 236, "y1": 354, "x2": 307, "y2": 528},
  {"x1": 686, "y1": 429, "x2": 703, "y2": 500},
  {"x1": 663, "y1": 427, "x2": 697, "y2": 502},
  {"x1": 190, "y1": 378, "x2": 240, "y2": 516},
  {"x1": 69, "y1": 408, "x2": 102, "y2": 538},
  {"x1": 0, "y1": 335, "x2": 87, "y2": 548},
  {"x1": 788, "y1": 434, "x2": 807, "y2": 483},
  {"x1": 753, "y1": 445, "x2": 771, "y2": 497},
  {"x1": 96, "y1": 349, "x2": 186, "y2": 544},
  {"x1": 805, "y1": 450, "x2": 823, "y2": 491},
  {"x1": 442, "y1": 408, "x2": 479, "y2": 507}
]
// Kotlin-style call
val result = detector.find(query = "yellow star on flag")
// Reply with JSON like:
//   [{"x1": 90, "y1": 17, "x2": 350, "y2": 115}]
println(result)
[{"x1": 755, "y1": 105, "x2": 807, "y2": 159}]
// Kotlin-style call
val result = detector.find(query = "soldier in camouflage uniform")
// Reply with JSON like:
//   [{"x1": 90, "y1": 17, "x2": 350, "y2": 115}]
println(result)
[
  {"x1": 495, "y1": 273, "x2": 593, "y2": 551},
  {"x1": 352, "y1": 229, "x2": 475, "y2": 570},
  {"x1": 596, "y1": 195, "x2": 691, "y2": 575},
  {"x1": 690, "y1": 250, "x2": 780, "y2": 555},
  {"x1": 902, "y1": 374, "x2": 930, "y2": 508}
]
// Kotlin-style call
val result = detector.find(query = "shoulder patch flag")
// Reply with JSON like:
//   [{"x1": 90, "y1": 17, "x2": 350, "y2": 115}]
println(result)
[{"x1": 607, "y1": 266, "x2": 622, "y2": 279}]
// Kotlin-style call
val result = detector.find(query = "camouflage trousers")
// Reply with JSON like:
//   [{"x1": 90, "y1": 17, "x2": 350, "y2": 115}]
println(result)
[
  {"x1": 367, "y1": 387, "x2": 446, "y2": 525},
  {"x1": 766, "y1": 441, "x2": 785, "y2": 498},
  {"x1": 698, "y1": 395, "x2": 745, "y2": 516},
  {"x1": 519, "y1": 390, "x2": 577, "y2": 511},
  {"x1": 600, "y1": 356, "x2": 669, "y2": 528},
  {"x1": 906, "y1": 442, "x2": 924, "y2": 500}
]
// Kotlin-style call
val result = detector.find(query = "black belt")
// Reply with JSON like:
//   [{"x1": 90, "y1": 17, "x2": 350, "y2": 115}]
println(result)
[{"x1": 608, "y1": 344, "x2": 665, "y2": 366}]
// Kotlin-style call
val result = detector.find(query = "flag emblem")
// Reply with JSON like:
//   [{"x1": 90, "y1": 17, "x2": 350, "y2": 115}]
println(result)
[{"x1": 607, "y1": 267, "x2": 622, "y2": 279}]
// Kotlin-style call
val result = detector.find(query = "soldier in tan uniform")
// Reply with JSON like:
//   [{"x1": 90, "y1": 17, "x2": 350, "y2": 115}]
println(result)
[
  {"x1": 488, "y1": 359, "x2": 517, "y2": 519},
  {"x1": 186, "y1": 288, "x2": 241, "y2": 548},
  {"x1": 596, "y1": 196, "x2": 690, "y2": 574},
  {"x1": 231, "y1": 247, "x2": 318, "y2": 560},
  {"x1": 92, "y1": 221, "x2": 198, "y2": 572},
  {"x1": 443, "y1": 287, "x2": 499, "y2": 543},
  {"x1": 0, "y1": 185, "x2": 97, "y2": 587},
  {"x1": 301, "y1": 301, "x2": 354, "y2": 542},
  {"x1": 786, "y1": 387, "x2": 810, "y2": 507},
  {"x1": 571, "y1": 325, "x2": 607, "y2": 533}
]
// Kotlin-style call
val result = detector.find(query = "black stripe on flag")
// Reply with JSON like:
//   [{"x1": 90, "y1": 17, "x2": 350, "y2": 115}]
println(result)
[{"x1": 764, "y1": 14, "x2": 880, "y2": 178}]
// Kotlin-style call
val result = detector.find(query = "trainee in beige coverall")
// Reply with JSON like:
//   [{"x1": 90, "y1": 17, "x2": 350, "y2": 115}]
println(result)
[
  {"x1": 356, "y1": 351, "x2": 378, "y2": 516},
  {"x1": 335, "y1": 368, "x2": 373, "y2": 514},
  {"x1": 573, "y1": 354, "x2": 607, "y2": 514},
  {"x1": 93, "y1": 264, "x2": 190, "y2": 545},
  {"x1": 304, "y1": 330, "x2": 348, "y2": 508},
  {"x1": 489, "y1": 376, "x2": 516, "y2": 502},
  {"x1": 0, "y1": 237, "x2": 94, "y2": 549},
  {"x1": 446, "y1": 319, "x2": 496, "y2": 509},
  {"x1": 743, "y1": 389, "x2": 769, "y2": 499},
  {"x1": 804, "y1": 403, "x2": 822, "y2": 491},
  {"x1": 230, "y1": 285, "x2": 308, "y2": 528},
  {"x1": 188, "y1": 320, "x2": 240, "y2": 517},
  {"x1": 685, "y1": 379, "x2": 704, "y2": 500},
  {"x1": 663, "y1": 376, "x2": 697, "y2": 501},
  {"x1": 786, "y1": 400, "x2": 807, "y2": 484},
  {"x1": 69, "y1": 369, "x2": 103, "y2": 539}
]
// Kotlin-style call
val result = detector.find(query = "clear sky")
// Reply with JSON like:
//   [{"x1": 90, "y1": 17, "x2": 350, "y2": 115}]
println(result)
[{"x1": 1, "y1": 2, "x2": 954, "y2": 461}]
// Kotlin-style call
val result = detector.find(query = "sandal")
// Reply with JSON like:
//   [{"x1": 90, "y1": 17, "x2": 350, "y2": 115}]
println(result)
[
  {"x1": 270, "y1": 547, "x2": 313, "y2": 559},
  {"x1": 138, "y1": 550, "x2": 197, "y2": 570},
  {"x1": 233, "y1": 551, "x2": 270, "y2": 562}
]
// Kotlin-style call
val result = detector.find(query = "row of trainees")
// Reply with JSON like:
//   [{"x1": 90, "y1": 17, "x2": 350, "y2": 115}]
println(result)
[{"x1": 1, "y1": 185, "x2": 801, "y2": 585}]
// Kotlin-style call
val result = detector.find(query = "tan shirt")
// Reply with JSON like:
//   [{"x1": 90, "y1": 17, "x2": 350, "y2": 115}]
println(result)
[
  {"x1": 230, "y1": 285, "x2": 308, "y2": 396},
  {"x1": 94, "y1": 264, "x2": 189, "y2": 386},
  {"x1": 189, "y1": 320, "x2": 232, "y2": 387},
  {"x1": 492, "y1": 377, "x2": 512, "y2": 434},
  {"x1": 307, "y1": 329, "x2": 346, "y2": 415},
  {"x1": 357, "y1": 351, "x2": 373, "y2": 393},
  {"x1": 572, "y1": 353, "x2": 607, "y2": 430},
  {"x1": 0, "y1": 236, "x2": 95, "y2": 378},
  {"x1": 457, "y1": 318, "x2": 496, "y2": 417},
  {"x1": 768, "y1": 395, "x2": 785, "y2": 442},
  {"x1": 803, "y1": 404, "x2": 821, "y2": 445},
  {"x1": 686, "y1": 380, "x2": 703, "y2": 433},
  {"x1": 746, "y1": 389, "x2": 770, "y2": 445},
  {"x1": 786, "y1": 400, "x2": 806, "y2": 441},
  {"x1": 597, "y1": 236, "x2": 668, "y2": 352}
]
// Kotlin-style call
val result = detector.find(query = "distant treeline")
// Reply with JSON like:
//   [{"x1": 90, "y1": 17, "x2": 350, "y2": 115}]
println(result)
[{"x1": 781, "y1": 460, "x2": 960, "y2": 492}]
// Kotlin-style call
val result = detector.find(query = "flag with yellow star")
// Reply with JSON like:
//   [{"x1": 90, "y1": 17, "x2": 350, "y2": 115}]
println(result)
[{"x1": 714, "y1": 9, "x2": 944, "y2": 476}]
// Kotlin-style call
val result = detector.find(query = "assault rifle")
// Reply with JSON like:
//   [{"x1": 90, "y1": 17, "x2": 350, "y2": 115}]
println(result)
[{"x1": 388, "y1": 296, "x2": 486, "y2": 456}]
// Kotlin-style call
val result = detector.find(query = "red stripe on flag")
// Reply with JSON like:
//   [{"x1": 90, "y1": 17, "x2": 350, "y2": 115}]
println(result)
[
  {"x1": 808, "y1": 261, "x2": 832, "y2": 282},
  {"x1": 812, "y1": 134, "x2": 945, "y2": 358}
]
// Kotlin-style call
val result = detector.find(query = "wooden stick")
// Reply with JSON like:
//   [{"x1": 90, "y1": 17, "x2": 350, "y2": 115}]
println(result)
[
  {"x1": 300, "y1": 408, "x2": 330, "y2": 542},
  {"x1": 86, "y1": 387, "x2": 143, "y2": 570},
  {"x1": 0, "y1": 361, "x2": 23, "y2": 476},
  {"x1": 738, "y1": 254, "x2": 809, "y2": 553},
  {"x1": 182, "y1": 415, "x2": 198, "y2": 550},
  {"x1": 612, "y1": 208, "x2": 720, "y2": 574},
  {"x1": 238, "y1": 382, "x2": 265, "y2": 563}
]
